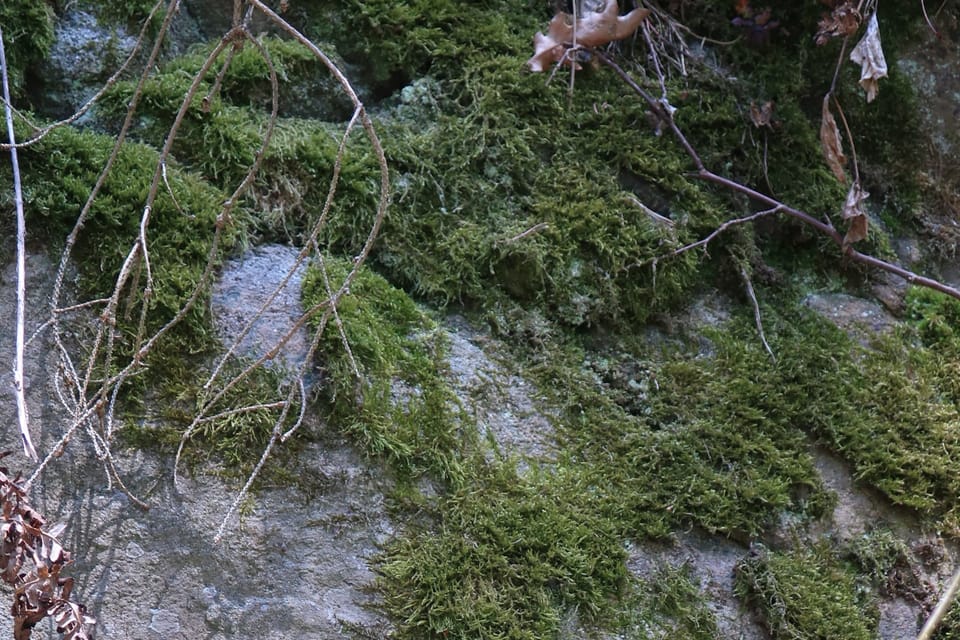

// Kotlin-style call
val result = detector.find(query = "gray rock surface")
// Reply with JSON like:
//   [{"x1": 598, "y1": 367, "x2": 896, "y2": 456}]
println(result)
[
  {"x1": 210, "y1": 244, "x2": 311, "y2": 372},
  {"x1": 444, "y1": 315, "x2": 556, "y2": 465},
  {"x1": 0, "y1": 246, "x2": 396, "y2": 639},
  {"x1": 41, "y1": 10, "x2": 138, "y2": 118}
]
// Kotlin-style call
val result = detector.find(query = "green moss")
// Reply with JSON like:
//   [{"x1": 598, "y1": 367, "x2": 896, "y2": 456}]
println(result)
[
  {"x1": 827, "y1": 337, "x2": 960, "y2": 532},
  {"x1": 79, "y1": 0, "x2": 159, "y2": 29},
  {"x1": 906, "y1": 286, "x2": 960, "y2": 350},
  {"x1": 378, "y1": 463, "x2": 627, "y2": 640},
  {"x1": 101, "y1": 34, "x2": 728, "y2": 327},
  {"x1": 0, "y1": 1, "x2": 55, "y2": 96},
  {"x1": 18, "y1": 4, "x2": 957, "y2": 638},
  {"x1": 97, "y1": 0, "x2": 933, "y2": 330},
  {"x1": 98, "y1": 47, "x2": 382, "y2": 246},
  {"x1": 614, "y1": 563, "x2": 720, "y2": 640},
  {"x1": 159, "y1": 36, "x2": 355, "y2": 120},
  {"x1": 520, "y1": 310, "x2": 836, "y2": 541},
  {"x1": 119, "y1": 356, "x2": 310, "y2": 482},
  {"x1": 933, "y1": 602, "x2": 960, "y2": 639},
  {"x1": 2, "y1": 122, "x2": 233, "y2": 352},
  {"x1": 844, "y1": 527, "x2": 911, "y2": 588},
  {"x1": 302, "y1": 256, "x2": 466, "y2": 484},
  {"x1": 303, "y1": 0, "x2": 539, "y2": 88},
  {"x1": 735, "y1": 543, "x2": 877, "y2": 639}
]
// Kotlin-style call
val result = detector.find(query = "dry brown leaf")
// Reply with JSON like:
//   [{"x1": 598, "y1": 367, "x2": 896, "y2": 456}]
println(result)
[
  {"x1": 815, "y1": 1, "x2": 861, "y2": 45},
  {"x1": 842, "y1": 181, "x2": 869, "y2": 246},
  {"x1": 749, "y1": 100, "x2": 775, "y2": 128},
  {"x1": 527, "y1": 0, "x2": 651, "y2": 72},
  {"x1": 849, "y1": 12, "x2": 887, "y2": 102},
  {"x1": 0, "y1": 457, "x2": 94, "y2": 639},
  {"x1": 820, "y1": 96, "x2": 847, "y2": 183}
]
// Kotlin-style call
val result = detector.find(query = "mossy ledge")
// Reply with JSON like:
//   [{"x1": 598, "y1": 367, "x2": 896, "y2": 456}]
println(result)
[{"x1": 4, "y1": 1, "x2": 960, "y2": 638}]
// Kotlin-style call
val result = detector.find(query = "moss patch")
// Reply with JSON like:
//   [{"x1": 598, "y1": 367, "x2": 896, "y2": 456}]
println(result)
[
  {"x1": 522, "y1": 310, "x2": 837, "y2": 541},
  {"x1": 4, "y1": 122, "x2": 232, "y2": 352},
  {"x1": 146, "y1": 360, "x2": 306, "y2": 474},
  {"x1": 614, "y1": 563, "x2": 720, "y2": 639},
  {"x1": 378, "y1": 463, "x2": 627, "y2": 640},
  {"x1": 735, "y1": 543, "x2": 877, "y2": 639},
  {"x1": 0, "y1": 1, "x2": 55, "y2": 97},
  {"x1": 302, "y1": 256, "x2": 466, "y2": 485}
]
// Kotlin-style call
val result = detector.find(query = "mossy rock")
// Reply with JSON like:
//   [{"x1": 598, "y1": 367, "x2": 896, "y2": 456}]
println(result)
[
  {"x1": 302, "y1": 255, "x2": 466, "y2": 484},
  {"x1": 377, "y1": 463, "x2": 628, "y2": 640},
  {"x1": 615, "y1": 563, "x2": 720, "y2": 640}
]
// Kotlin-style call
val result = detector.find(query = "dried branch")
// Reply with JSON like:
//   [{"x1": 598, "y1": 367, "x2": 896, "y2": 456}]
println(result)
[
  {"x1": 596, "y1": 51, "x2": 960, "y2": 303},
  {"x1": 631, "y1": 206, "x2": 783, "y2": 271},
  {"x1": 738, "y1": 262, "x2": 775, "y2": 361}
]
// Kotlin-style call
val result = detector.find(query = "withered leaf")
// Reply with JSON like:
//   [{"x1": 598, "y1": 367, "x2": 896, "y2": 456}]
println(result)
[
  {"x1": 815, "y1": 1, "x2": 861, "y2": 45},
  {"x1": 820, "y1": 96, "x2": 847, "y2": 182},
  {"x1": 842, "y1": 181, "x2": 869, "y2": 247},
  {"x1": 527, "y1": 0, "x2": 650, "y2": 72},
  {"x1": 850, "y1": 12, "x2": 887, "y2": 102},
  {"x1": 749, "y1": 100, "x2": 775, "y2": 128},
  {"x1": 0, "y1": 467, "x2": 95, "y2": 640}
]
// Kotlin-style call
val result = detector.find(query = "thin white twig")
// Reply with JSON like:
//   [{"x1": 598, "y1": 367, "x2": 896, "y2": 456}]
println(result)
[
  {"x1": 738, "y1": 264, "x2": 775, "y2": 362},
  {"x1": 0, "y1": 26, "x2": 38, "y2": 462}
]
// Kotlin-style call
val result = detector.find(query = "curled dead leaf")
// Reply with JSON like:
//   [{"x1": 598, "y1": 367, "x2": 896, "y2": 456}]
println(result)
[
  {"x1": 841, "y1": 181, "x2": 869, "y2": 247},
  {"x1": 527, "y1": 0, "x2": 650, "y2": 72},
  {"x1": 0, "y1": 460, "x2": 94, "y2": 640},
  {"x1": 749, "y1": 100, "x2": 775, "y2": 128},
  {"x1": 815, "y1": 1, "x2": 861, "y2": 45},
  {"x1": 820, "y1": 96, "x2": 847, "y2": 183},
  {"x1": 850, "y1": 12, "x2": 888, "y2": 102}
]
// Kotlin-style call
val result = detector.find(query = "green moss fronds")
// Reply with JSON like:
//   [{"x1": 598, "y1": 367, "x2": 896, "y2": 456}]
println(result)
[
  {"x1": 0, "y1": 1, "x2": 55, "y2": 96},
  {"x1": 302, "y1": 256, "x2": 466, "y2": 485},
  {"x1": 614, "y1": 563, "x2": 720, "y2": 640},
  {"x1": 735, "y1": 543, "x2": 877, "y2": 639},
  {"x1": 378, "y1": 463, "x2": 627, "y2": 640},
  {"x1": 523, "y1": 312, "x2": 836, "y2": 541}
]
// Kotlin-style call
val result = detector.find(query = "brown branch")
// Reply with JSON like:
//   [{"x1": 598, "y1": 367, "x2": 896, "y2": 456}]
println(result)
[{"x1": 596, "y1": 51, "x2": 960, "y2": 303}]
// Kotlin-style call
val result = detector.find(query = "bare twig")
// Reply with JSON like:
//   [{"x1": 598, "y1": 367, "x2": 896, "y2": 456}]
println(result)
[
  {"x1": 0, "y1": 26, "x2": 38, "y2": 462},
  {"x1": 919, "y1": 0, "x2": 943, "y2": 38},
  {"x1": 632, "y1": 207, "x2": 783, "y2": 270},
  {"x1": 738, "y1": 262, "x2": 775, "y2": 361},
  {"x1": 505, "y1": 222, "x2": 550, "y2": 243}
]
